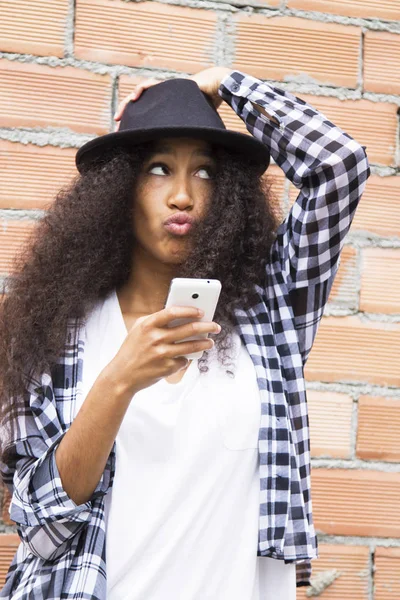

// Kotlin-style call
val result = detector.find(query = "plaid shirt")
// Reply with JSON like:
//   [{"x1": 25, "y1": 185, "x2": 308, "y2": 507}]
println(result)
[{"x1": 0, "y1": 70, "x2": 370, "y2": 599}]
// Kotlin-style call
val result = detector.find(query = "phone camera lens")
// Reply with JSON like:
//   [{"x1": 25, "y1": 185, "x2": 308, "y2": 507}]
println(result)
[{"x1": 192, "y1": 293, "x2": 199, "y2": 299}]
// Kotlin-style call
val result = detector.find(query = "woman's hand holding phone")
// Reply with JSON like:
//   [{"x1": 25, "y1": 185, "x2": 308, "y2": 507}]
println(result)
[{"x1": 103, "y1": 306, "x2": 221, "y2": 398}]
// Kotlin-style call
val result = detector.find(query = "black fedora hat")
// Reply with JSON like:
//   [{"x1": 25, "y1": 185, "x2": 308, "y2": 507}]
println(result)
[{"x1": 75, "y1": 78, "x2": 270, "y2": 174}]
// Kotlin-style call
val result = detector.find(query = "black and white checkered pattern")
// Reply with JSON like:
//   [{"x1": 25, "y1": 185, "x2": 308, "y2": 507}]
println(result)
[{"x1": 0, "y1": 70, "x2": 370, "y2": 598}]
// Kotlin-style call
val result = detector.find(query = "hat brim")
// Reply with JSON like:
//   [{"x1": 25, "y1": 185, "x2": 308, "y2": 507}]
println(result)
[{"x1": 75, "y1": 126, "x2": 270, "y2": 174}]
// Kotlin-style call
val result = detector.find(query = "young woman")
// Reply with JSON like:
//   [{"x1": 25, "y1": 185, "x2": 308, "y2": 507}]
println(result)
[{"x1": 0, "y1": 66, "x2": 370, "y2": 599}]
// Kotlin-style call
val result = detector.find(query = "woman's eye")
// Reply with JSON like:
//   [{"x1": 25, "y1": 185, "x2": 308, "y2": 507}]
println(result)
[
  {"x1": 147, "y1": 162, "x2": 214, "y2": 179},
  {"x1": 148, "y1": 163, "x2": 169, "y2": 175},
  {"x1": 197, "y1": 167, "x2": 214, "y2": 179}
]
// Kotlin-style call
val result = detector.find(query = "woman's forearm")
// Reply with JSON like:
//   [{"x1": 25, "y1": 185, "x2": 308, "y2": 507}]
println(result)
[{"x1": 55, "y1": 371, "x2": 132, "y2": 506}]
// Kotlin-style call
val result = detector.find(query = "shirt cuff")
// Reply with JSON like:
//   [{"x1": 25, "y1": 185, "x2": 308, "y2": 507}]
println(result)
[{"x1": 11, "y1": 433, "x2": 114, "y2": 528}]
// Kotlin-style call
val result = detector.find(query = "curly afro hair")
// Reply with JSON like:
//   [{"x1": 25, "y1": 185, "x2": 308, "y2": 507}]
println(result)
[{"x1": 0, "y1": 140, "x2": 282, "y2": 458}]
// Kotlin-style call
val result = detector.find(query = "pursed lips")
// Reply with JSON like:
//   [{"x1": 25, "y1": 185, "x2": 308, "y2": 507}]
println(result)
[{"x1": 163, "y1": 214, "x2": 195, "y2": 236}]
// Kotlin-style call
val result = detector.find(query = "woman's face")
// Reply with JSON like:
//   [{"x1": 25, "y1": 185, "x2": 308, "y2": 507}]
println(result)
[{"x1": 132, "y1": 136, "x2": 216, "y2": 264}]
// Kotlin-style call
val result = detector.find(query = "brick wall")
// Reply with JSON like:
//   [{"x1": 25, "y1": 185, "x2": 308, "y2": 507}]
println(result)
[{"x1": 0, "y1": 0, "x2": 399, "y2": 597}]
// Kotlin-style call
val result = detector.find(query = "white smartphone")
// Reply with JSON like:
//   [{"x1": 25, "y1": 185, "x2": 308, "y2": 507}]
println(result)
[{"x1": 164, "y1": 277, "x2": 222, "y2": 360}]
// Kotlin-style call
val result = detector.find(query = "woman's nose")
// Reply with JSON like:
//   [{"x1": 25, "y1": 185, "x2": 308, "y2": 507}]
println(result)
[{"x1": 168, "y1": 180, "x2": 193, "y2": 210}]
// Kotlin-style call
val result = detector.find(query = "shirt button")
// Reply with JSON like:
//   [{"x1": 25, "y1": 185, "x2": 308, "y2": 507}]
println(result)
[{"x1": 231, "y1": 83, "x2": 240, "y2": 92}]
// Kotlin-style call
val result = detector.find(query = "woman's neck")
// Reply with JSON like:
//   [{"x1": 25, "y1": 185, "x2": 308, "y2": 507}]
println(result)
[{"x1": 117, "y1": 249, "x2": 178, "y2": 318}]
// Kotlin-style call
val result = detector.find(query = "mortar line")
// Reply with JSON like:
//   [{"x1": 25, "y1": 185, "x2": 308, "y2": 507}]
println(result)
[
  {"x1": 349, "y1": 394, "x2": 359, "y2": 461},
  {"x1": 219, "y1": 10, "x2": 236, "y2": 66},
  {"x1": 0, "y1": 523, "x2": 18, "y2": 534},
  {"x1": 327, "y1": 306, "x2": 400, "y2": 319},
  {"x1": 305, "y1": 380, "x2": 400, "y2": 400},
  {"x1": 316, "y1": 534, "x2": 400, "y2": 547},
  {"x1": 369, "y1": 548, "x2": 375, "y2": 600},
  {"x1": 263, "y1": 7, "x2": 400, "y2": 34},
  {"x1": 124, "y1": 0, "x2": 400, "y2": 33},
  {"x1": 396, "y1": 108, "x2": 400, "y2": 167},
  {"x1": 359, "y1": 27, "x2": 365, "y2": 93},
  {"x1": 344, "y1": 233, "x2": 400, "y2": 248},
  {"x1": 65, "y1": 0, "x2": 76, "y2": 59},
  {"x1": 311, "y1": 458, "x2": 400, "y2": 472},
  {"x1": 214, "y1": 11, "x2": 228, "y2": 66},
  {"x1": 2, "y1": 51, "x2": 400, "y2": 105},
  {"x1": 0, "y1": 210, "x2": 46, "y2": 220},
  {"x1": 354, "y1": 242, "x2": 363, "y2": 315},
  {"x1": 110, "y1": 74, "x2": 119, "y2": 133}
]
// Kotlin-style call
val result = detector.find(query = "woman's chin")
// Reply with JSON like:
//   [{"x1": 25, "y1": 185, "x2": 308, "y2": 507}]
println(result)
[
  {"x1": 165, "y1": 252, "x2": 189, "y2": 265},
  {"x1": 164, "y1": 241, "x2": 192, "y2": 264}
]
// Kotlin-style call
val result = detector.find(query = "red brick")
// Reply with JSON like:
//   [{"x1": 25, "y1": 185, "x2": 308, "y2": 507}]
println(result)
[
  {"x1": 305, "y1": 316, "x2": 400, "y2": 387},
  {"x1": 0, "y1": 0, "x2": 68, "y2": 57},
  {"x1": 297, "y1": 544, "x2": 370, "y2": 600},
  {"x1": 298, "y1": 94, "x2": 398, "y2": 167},
  {"x1": 0, "y1": 141, "x2": 77, "y2": 210},
  {"x1": 76, "y1": 0, "x2": 217, "y2": 73},
  {"x1": 375, "y1": 547, "x2": 400, "y2": 600},
  {"x1": 0, "y1": 59, "x2": 111, "y2": 134},
  {"x1": 283, "y1": 93, "x2": 397, "y2": 167},
  {"x1": 287, "y1": 0, "x2": 400, "y2": 21},
  {"x1": 328, "y1": 246, "x2": 358, "y2": 308},
  {"x1": 352, "y1": 175, "x2": 400, "y2": 238},
  {"x1": 234, "y1": 15, "x2": 360, "y2": 88},
  {"x1": 307, "y1": 390, "x2": 353, "y2": 458},
  {"x1": 357, "y1": 396, "x2": 400, "y2": 462},
  {"x1": 312, "y1": 468, "x2": 400, "y2": 537},
  {"x1": 217, "y1": 102, "x2": 251, "y2": 138},
  {"x1": 0, "y1": 535, "x2": 19, "y2": 589},
  {"x1": 0, "y1": 220, "x2": 37, "y2": 275},
  {"x1": 360, "y1": 248, "x2": 400, "y2": 314},
  {"x1": 365, "y1": 31, "x2": 400, "y2": 95}
]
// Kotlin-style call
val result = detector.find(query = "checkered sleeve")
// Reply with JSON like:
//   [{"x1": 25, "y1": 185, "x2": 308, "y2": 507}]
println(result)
[
  {"x1": 0, "y1": 373, "x2": 112, "y2": 562},
  {"x1": 218, "y1": 70, "x2": 371, "y2": 363}
]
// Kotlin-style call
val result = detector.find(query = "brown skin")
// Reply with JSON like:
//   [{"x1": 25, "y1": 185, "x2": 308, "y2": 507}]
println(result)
[
  {"x1": 55, "y1": 68, "x2": 230, "y2": 504},
  {"x1": 118, "y1": 137, "x2": 217, "y2": 315},
  {"x1": 111, "y1": 67, "x2": 233, "y2": 384},
  {"x1": 116, "y1": 136, "x2": 219, "y2": 383}
]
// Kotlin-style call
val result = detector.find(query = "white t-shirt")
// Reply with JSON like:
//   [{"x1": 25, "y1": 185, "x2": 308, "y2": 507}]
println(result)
[{"x1": 79, "y1": 289, "x2": 296, "y2": 600}]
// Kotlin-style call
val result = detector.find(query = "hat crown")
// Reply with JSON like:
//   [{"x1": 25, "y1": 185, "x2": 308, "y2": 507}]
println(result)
[
  {"x1": 119, "y1": 78, "x2": 227, "y2": 133},
  {"x1": 75, "y1": 77, "x2": 270, "y2": 174}
]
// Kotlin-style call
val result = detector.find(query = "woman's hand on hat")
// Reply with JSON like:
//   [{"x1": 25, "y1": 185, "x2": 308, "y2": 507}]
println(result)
[
  {"x1": 113, "y1": 67, "x2": 233, "y2": 127},
  {"x1": 188, "y1": 67, "x2": 232, "y2": 109},
  {"x1": 113, "y1": 76, "x2": 162, "y2": 128}
]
